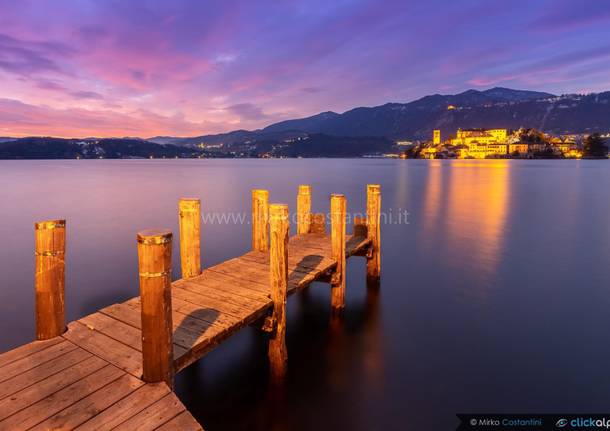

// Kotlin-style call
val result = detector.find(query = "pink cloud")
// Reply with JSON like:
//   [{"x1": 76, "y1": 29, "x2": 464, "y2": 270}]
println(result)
[{"x1": 0, "y1": 98, "x2": 224, "y2": 138}]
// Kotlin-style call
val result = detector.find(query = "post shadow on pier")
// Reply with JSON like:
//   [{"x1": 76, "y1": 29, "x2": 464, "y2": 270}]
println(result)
[{"x1": 174, "y1": 307, "x2": 221, "y2": 349}]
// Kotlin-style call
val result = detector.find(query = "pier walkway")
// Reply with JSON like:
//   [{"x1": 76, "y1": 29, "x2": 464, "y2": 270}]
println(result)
[{"x1": 0, "y1": 185, "x2": 381, "y2": 430}]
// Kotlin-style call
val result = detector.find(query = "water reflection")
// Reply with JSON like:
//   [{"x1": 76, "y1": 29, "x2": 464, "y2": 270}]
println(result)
[
  {"x1": 2, "y1": 159, "x2": 609, "y2": 430},
  {"x1": 447, "y1": 161, "x2": 511, "y2": 285},
  {"x1": 420, "y1": 160, "x2": 511, "y2": 292}
]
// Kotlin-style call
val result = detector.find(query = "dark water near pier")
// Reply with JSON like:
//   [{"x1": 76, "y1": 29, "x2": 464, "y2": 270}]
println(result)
[{"x1": 1, "y1": 159, "x2": 609, "y2": 430}]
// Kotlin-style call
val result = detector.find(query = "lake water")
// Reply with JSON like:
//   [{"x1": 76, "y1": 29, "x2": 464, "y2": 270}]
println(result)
[{"x1": 1, "y1": 159, "x2": 609, "y2": 430}]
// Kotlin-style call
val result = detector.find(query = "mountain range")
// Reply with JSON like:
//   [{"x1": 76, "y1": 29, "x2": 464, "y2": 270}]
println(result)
[
  {"x1": 149, "y1": 87, "x2": 610, "y2": 147},
  {"x1": 2, "y1": 87, "x2": 610, "y2": 159}
]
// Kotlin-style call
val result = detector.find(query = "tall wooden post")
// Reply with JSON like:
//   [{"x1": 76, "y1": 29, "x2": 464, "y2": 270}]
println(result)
[
  {"x1": 178, "y1": 198, "x2": 201, "y2": 279},
  {"x1": 268, "y1": 203, "x2": 289, "y2": 379},
  {"x1": 34, "y1": 220, "x2": 66, "y2": 340},
  {"x1": 252, "y1": 189, "x2": 269, "y2": 252},
  {"x1": 366, "y1": 184, "x2": 381, "y2": 288},
  {"x1": 309, "y1": 213, "x2": 326, "y2": 234},
  {"x1": 137, "y1": 229, "x2": 174, "y2": 387},
  {"x1": 297, "y1": 185, "x2": 311, "y2": 235},
  {"x1": 330, "y1": 194, "x2": 346, "y2": 311}
]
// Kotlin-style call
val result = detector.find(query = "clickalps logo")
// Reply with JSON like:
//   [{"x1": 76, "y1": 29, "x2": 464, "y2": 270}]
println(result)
[{"x1": 557, "y1": 417, "x2": 610, "y2": 429}]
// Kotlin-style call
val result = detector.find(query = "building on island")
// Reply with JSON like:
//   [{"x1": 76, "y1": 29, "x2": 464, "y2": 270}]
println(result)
[
  {"x1": 433, "y1": 130, "x2": 441, "y2": 145},
  {"x1": 450, "y1": 128, "x2": 508, "y2": 146},
  {"x1": 420, "y1": 127, "x2": 583, "y2": 159},
  {"x1": 508, "y1": 143, "x2": 529, "y2": 155},
  {"x1": 448, "y1": 128, "x2": 509, "y2": 158}
]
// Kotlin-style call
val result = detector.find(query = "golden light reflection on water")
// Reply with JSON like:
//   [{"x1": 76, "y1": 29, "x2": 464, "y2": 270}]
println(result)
[
  {"x1": 421, "y1": 160, "x2": 512, "y2": 291},
  {"x1": 421, "y1": 160, "x2": 443, "y2": 241}
]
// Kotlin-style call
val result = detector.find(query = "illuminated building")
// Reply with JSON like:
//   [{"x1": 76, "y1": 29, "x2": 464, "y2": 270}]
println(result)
[
  {"x1": 421, "y1": 146, "x2": 438, "y2": 159},
  {"x1": 433, "y1": 130, "x2": 441, "y2": 145},
  {"x1": 509, "y1": 143, "x2": 529, "y2": 155},
  {"x1": 451, "y1": 128, "x2": 508, "y2": 146},
  {"x1": 449, "y1": 128, "x2": 509, "y2": 158}
]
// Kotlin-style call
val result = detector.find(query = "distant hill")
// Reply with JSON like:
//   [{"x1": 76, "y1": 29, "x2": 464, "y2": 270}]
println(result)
[
  {"x1": 275, "y1": 134, "x2": 394, "y2": 157},
  {"x1": 0, "y1": 137, "x2": 200, "y2": 159},
  {"x1": 155, "y1": 87, "x2": 610, "y2": 148},
  {"x1": 4, "y1": 87, "x2": 610, "y2": 159},
  {"x1": 259, "y1": 87, "x2": 568, "y2": 139},
  {"x1": 148, "y1": 129, "x2": 308, "y2": 147},
  {"x1": 263, "y1": 111, "x2": 341, "y2": 134}
]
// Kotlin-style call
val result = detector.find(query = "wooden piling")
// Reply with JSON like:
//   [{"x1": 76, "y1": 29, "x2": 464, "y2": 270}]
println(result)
[
  {"x1": 366, "y1": 184, "x2": 381, "y2": 288},
  {"x1": 297, "y1": 185, "x2": 311, "y2": 235},
  {"x1": 268, "y1": 203, "x2": 289, "y2": 379},
  {"x1": 178, "y1": 198, "x2": 201, "y2": 279},
  {"x1": 309, "y1": 213, "x2": 326, "y2": 234},
  {"x1": 353, "y1": 216, "x2": 368, "y2": 237},
  {"x1": 252, "y1": 189, "x2": 269, "y2": 252},
  {"x1": 34, "y1": 220, "x2": 66, "y2": 340},
  {"x1": 137, "y1": 229, "x2": 174, "y2": 387},
  {"x1": 330, "y1": 194, "x2": 346, "y2": 311}
]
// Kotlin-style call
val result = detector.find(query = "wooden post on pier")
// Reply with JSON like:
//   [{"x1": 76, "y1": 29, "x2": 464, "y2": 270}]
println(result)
[
  {"x1": 179, "y1": 198, "x2": 201, "y2": 279},
  {"x1": 353, "y1": 216, "x2": 368, "y2": 237},
  {"x1": 268, "y1": 203, "x2": 289, "y2": 379},
  {"x1": 366, "y1": 184, "x2": 381, "y2": 288},
  {"x1": 330, "y1": 195, "x2": 346, "y2": 311},
  {"x1": 309, "y1": 213, "x2": 326, "y2": 234},
  {"x1": 297, "y1": 185, "x2": 311, "y2": 235},
  {"x1": 34, "y1": 220, "x2": 66, "y2": 340},
  {"x1": 137, "y1": 229, "x2": 174, "y2": 387},
  {"x1": 252, "y1": 189, "x2": 269, "y2": 252}
]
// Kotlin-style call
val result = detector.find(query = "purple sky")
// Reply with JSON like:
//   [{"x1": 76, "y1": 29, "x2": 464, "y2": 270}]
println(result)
[{"x1": 1, "y1": 0, "x2": 609, "y2": 137}]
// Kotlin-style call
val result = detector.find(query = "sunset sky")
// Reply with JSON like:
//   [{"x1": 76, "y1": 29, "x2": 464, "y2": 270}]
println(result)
[{"x1": 1, "y1": 0, "x2": 609, "y2": 138}]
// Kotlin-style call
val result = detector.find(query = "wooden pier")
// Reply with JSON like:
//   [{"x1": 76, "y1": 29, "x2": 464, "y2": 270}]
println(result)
[{"x1": 0, "y1": 185, "x2": 381, "y2": 430}]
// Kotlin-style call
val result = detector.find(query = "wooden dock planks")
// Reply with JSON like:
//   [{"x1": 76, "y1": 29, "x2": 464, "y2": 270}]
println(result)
[
  {"x1": 0, "y1": 340, "x2": 201, "y2": 430},
  {"x1": 65, "y1": 233, "x2": 366, "y2": 376},
  {"x1": 0, "y1": 232, "x2": 370, "y2": 430}
]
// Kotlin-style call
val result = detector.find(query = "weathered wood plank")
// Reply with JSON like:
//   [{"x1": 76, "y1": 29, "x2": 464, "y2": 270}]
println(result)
[
  {"x1": 288, "y1": 233, "x2": 332, "y2": 250},
  {"x1": 98, "y1": 302, "x2": 141, "y2": 329},
  {"x1": 62, "y1": 322, "x2": 143, "y2": 377},
  {"x1": 0, "y1": 347, "x2": 92, "y2": 401},
  {"x1": 346, "y1": 235, "x2": 371, "y2": 256},
  {"x1": 79, "y1": 312, "x2": 143, "y2": 351},
  {"x1": 175, "y1": 278, "x2": 269, "y2": 310},
  {"x1": 0, "y1": 340, "x2": 77, "y2": 384},
  {"x1": 0, "y1": 364, "x2": 124, "y2": 430},
  {"x1": 156, "y1": 410, "x2": 203, "y2": 431},
  {"x1": 241, "y1": 246, "x2": 335, "y2": 273},
  {"x1": 97, "y1": 304, "x2": 187, "y2": 359},
  {"x1": 29, "y1": 372, "x2": 144, "y2": 431},
  {"x1": 171, "y1": 296, "x2": 240, "y2": 328},
  {"x1": 0, "y1": 355, "x2": 108, "y2": 422},
  {"x1": 125, "y1": 298, "x2": 229, "y2": 346},
  {"x1": 240, "y1": 250, "x2": 324, "y2": 287},
  {"x1": 112, "y1": 392, "x2": 186, "y2": 431},
  {"x1": 172, "y1": 284, "x2": 268, "y2": 320},
  {"x1": 188, "y1": 269, "x2": 269, "y2": 296},
  {"x1": 0, "y1": 337, "x2": 64, "y2": 369},
  {"x1": 74, "y1": 383, "x2": 170, "y2": 431},
  {"x1": 175, "y1": 276, "x2": 270, "y2": 306},
  {"x1": 205, "y1": 268, "x2": 269, "y2": 291},
  {"x1": 119, "y1": 298, "x2": 234, "y2": 368}
]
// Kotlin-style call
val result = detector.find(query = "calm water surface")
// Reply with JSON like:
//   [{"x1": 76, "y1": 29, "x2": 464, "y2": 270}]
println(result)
[{"x1": 1, "y1": 159, "x2": 609, "y2": 430}]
